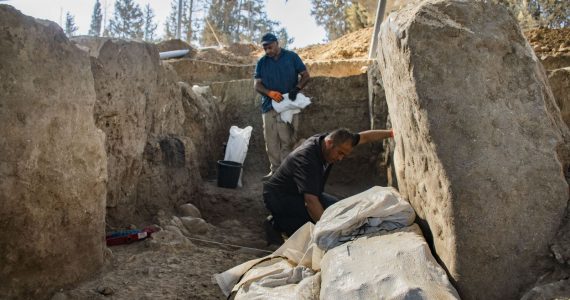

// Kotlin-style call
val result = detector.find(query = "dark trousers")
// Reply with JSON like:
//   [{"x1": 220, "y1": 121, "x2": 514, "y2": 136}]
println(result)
[{"x1": 263, "y1": 185, "x2": 338, "y2": 236}]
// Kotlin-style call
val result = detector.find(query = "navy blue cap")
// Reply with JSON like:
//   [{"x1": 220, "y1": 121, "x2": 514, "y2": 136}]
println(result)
[{"x1": 261, "y1": 33, "x2": 278, "y2": 45}]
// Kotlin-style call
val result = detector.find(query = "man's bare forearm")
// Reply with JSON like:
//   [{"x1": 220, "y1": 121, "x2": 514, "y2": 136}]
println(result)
[
  {"x1": 254, "y1": 79, "x2": 270, "y2": 96},
  {"x1": 304, "y1": 193, "x2": 324, "y2": 222},
  {"x1": 297, "y1": 71, "x2": 310, "y2": 90},
  {"x1": 357, "y1": 129, "x2": 393, "y2": 145}
]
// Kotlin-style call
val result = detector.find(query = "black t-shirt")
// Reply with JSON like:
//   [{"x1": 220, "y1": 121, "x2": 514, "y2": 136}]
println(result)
[{"x1": 265, "y1": 133, "x2": 332, "y2": 197}]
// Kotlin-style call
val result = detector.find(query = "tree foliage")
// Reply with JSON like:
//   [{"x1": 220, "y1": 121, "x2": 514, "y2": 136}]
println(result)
[
  {"x1": 143, "y1": 4, "x2": 158, "y2": 42},
  {"x1": 499, "y1": 0, "x2": 569, "y2": 28},
  {"x1": 310, "y1": 0, "x2": 350, "y2": 41},
  {"x1": 88, "y1": 0, "x2": 103, "y2": 36},
  {"x1": 64, "y1": 12, "x2": 78, "y2": 37},
  {"x1": 200, "y1": 0, "x2": 291, "y2": 47},
  {"x1": 164, "y1": 0, "x2": 179, "y2": 40},
  {"x1": 200, "y1": 0, "x2": 237, "y2": 46},
  {"x1": 164, "y1": 0, "x2": 205, "y2": 43},
  {"x1": 312, "y1": 0, "x2": 567, "y2": 42},
  {"x1": 108, "y1": 0, "x2": 144, "y2": 40}
]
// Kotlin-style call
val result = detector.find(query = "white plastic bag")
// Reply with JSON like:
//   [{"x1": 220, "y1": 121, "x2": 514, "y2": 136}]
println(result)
[
  {"x1": 224, "y1": 126, "x2": 253, "y2": 187},
  {"x1": 272, "y1": 93, "x2": 311, "y2": 123}
]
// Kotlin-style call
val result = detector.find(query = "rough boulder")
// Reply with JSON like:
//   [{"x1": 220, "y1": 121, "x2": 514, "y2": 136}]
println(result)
[
  {"x1": 376, "y1": 0, "x2": 570, "y2": 299},
  {"x1": 0, "y1": 5, "x2": 107, "y2": 298}
]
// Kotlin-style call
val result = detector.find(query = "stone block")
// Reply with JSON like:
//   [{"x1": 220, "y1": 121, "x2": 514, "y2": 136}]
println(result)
[
  {"x1": 377, "y1": 1, "x2": 570, "y2": 298},
  {"x1": 0, "y1": 5, "x2": 107, "y2": 298}
]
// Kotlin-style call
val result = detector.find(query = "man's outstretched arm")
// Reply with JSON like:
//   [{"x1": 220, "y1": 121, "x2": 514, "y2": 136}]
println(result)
[
  {"x1": 304, "y1": 193, "x2": 324, "y2": 222},
  {"x1": 357, "y1": 129, "x2": 394, "y2": 145}
]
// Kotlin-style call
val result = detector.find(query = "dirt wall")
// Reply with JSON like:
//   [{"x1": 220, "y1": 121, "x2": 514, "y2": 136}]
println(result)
[
  {"x1": 167, "y1": 59, "x2": 254, "y2": 85},
  {"x1": 168, "y1": 58, "x2": 371, "y2": 86},
  {"x1": 210, "y1": 74, "x2": 385, "y2": 197}
]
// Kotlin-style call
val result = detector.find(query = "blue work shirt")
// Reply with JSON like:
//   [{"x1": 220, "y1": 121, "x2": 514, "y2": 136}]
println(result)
[{"x1": 254, "y1": 49, "x2": 307, "y2": 113}]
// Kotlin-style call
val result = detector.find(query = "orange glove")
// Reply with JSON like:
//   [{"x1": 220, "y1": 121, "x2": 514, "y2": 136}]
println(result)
[{"x1": 267, "y1": 90, "x2": 283, "y2": 102}]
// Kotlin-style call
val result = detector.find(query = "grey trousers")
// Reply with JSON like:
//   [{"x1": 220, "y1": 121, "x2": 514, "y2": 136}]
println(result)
[{"x1": 262, "y1": 109, "x2": 298, "y2": 173}]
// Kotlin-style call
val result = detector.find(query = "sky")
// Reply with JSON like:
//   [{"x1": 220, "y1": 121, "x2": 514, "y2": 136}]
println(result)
[{"x1": 3, "y1": 0, "x2": 327, "y2": 48}]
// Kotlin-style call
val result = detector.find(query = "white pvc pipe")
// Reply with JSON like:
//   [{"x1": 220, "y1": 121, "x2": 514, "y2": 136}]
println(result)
[
  {"x1": 368, "y1": 0, "x2": 387, "y2": 59},
  {"x1": 159, "y1": 49, "x2": 190, "y2": 60}
]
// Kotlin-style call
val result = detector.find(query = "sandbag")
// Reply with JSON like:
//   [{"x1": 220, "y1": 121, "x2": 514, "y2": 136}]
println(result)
[{"x1": 320, "y1": 225, "x2": 460, "y2": 300}]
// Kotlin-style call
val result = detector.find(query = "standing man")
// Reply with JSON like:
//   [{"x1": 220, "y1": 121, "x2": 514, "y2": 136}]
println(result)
[
  {"x1": 263, "y1": 128, "x2": 394, "y2": 241},
  {"x1": 254, "y1": 32, "x2": 310, "y2": 181}
]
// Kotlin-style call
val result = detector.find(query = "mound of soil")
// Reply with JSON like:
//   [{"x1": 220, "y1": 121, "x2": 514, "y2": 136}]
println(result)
[
  {"x1": 156, "y1": 39, "x2": 197, "y2": 58},
  {"x1": 296, "y1": 27, "x2": 374, "y2": 61},
  {"x1": 194, "y1": 46, "x2": 259, "y2": 65}
]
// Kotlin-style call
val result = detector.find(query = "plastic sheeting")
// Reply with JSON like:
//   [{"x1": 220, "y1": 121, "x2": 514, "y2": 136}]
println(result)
[
  {"x1": 224, "y1": 126, "x2": 253, "y2": 187},
  {"x1": 314, "y1": 186, "x2": 416, "y2": 250},
  {"x1": 214, "y1": 223, "x2": 322, "y2": 299},
  {"x1": 320, "y1": 225, "x2": 460, "y2": 300},
  {"x1": 215, "y1": 187, "x2": 460, "y2": 300},
  {"x1": 271, "y1": 93, "x2": 311, "y2": 123}
]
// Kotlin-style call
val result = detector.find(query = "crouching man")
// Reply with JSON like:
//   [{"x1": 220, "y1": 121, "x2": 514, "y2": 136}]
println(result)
[{"x1": 263, "y1": 128, "x2": 394, "y2": 243}]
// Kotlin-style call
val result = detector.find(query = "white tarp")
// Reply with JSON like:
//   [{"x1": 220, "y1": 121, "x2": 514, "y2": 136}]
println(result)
[
  {"x1": 224, "y1": 125, "x2": 253, "y2": 187},
  {"x1": 214, "y1": 223, "x2": 321, "y2": 299},
  {"x1": 320, "y1": 224, "x2": 460, "y2": 300},
  {"x1": 313, "y1": 186, "x2": 416, "y2": 251},
  {"x1": 271, "y1": 93, "x2": 311, "y2": 123},
  {"x1": 215, "y1": 187, "x2": 460, "y2": 300}
]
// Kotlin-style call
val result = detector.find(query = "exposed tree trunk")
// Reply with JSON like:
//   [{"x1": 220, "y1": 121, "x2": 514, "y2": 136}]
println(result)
[
  {"x1": 236, "y1": 0, "x2": 242, "y2": 41},
  {"x1": 177, "y1": 0, "x2": 182, "y2": 39},
  {"x1": 188, "y1": 0, "x2": 194, "y2": 42}
]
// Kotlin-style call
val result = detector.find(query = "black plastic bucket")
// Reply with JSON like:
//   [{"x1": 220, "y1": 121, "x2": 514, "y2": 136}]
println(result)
[{"x1": 217, "y1": 160, "x2": 242, "y2": 188}]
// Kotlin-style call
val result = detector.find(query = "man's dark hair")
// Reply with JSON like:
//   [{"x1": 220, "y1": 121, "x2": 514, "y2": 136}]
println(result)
[{"x1": 327, "y1": 128, "x2": 358, "y2": 147}]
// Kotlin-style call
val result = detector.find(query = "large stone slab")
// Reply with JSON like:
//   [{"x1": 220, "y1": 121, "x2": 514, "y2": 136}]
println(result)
[
  {"x1": 376, "y1": 1, "x2": 569, "y2": 298},
  {"x1": 75, "y1": 37, "x2": 215, "y2": 226},
  {"x1": 88, "y1": 38, "x2": 157, "y2": 225},
  {"x1": 0, "y1": 5, "x2": 107, "y2": 298}
]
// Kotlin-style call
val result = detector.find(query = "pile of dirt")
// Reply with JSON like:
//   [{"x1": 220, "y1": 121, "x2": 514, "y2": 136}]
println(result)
[
  {"x1": 525, "y1": 27, "x2": 570, "y2": 54},
  {"x1": 164, "y1": 26, "x2": 377, "y2": 64},
  {"x1": 193, "y1": 43, "x2": 261, "y2": 65},
  {"x1": 156, "y1": 39, "x2": 194, "y2": 53},
  {"x1": 296, "y1": 27, "x2": 374, "y2": 61},
  {"x1": 156, "y1": 40, "x2": 260, "y2": 65}
]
